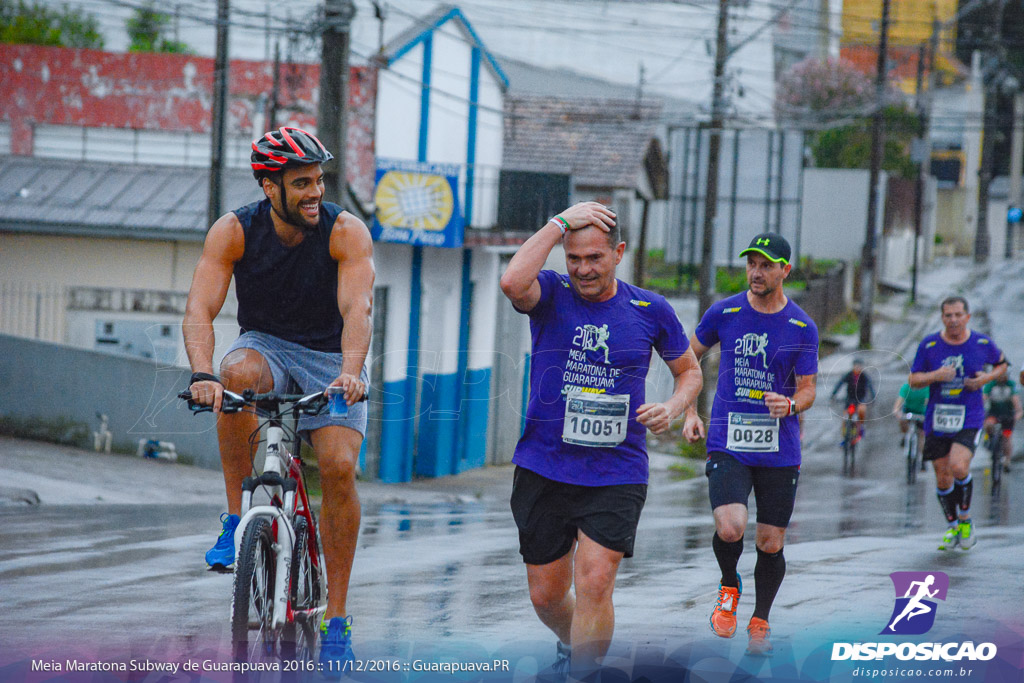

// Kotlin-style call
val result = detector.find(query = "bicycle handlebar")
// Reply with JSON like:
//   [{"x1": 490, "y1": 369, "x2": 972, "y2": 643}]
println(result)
[{"x1": 177, "y1": 388, "x2": 367, "y2": 415}]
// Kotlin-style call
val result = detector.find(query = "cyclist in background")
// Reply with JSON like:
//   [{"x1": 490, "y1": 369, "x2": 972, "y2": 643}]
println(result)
[
  {"x1": 894, "y1": 381, "x2": 929, "y2": 448},
  {"x1": 182, "y1": 127, "x2": 373, "y2": 670},
  {"x1": 983, "y1": 370, "x2": 1022, "y2": 472},
  {"x1": 830, "y1": 358, "x2": 876, "y2": 442}
]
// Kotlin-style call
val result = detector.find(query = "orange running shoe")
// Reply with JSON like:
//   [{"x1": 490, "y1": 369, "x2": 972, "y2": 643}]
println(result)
[
  {"x1": 746, "y1": 617, "x2": 773, "y2": 656},
  {"x1": 709, "y1": 577, "x2": 742, "y2": 638}
]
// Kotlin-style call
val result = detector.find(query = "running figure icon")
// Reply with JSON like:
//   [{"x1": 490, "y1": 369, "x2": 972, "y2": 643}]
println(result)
[
  {"x1": 887, "y1": 575, "x2": 939, "y2": 632},
  {"x1": 581, "y1": 324, "x2": 612, "y2": 364}
]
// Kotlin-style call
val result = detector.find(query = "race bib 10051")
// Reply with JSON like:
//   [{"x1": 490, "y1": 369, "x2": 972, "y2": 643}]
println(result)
[{"x1": 562, "y1": 391, "x2": 630, "y2": 447}]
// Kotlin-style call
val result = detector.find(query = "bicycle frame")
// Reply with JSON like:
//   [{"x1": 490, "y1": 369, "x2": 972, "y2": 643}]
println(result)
[{"x1": 235, "y1": 422, "x2": 326, "y2": 631}]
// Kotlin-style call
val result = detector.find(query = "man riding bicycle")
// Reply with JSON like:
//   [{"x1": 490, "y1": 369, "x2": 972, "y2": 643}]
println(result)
[
  {"x1": 830, "y1": 358, "x2": 876, "y2": 442},
  {"x1": 182, "y1": 126, "x2": 373, "y2": 670},
  {"x1": 983, "y1": 370, "x2": 1022, "y2": 473},
  {"x1": 894, "y1": 381, "x2": 929, "y2": 448}
]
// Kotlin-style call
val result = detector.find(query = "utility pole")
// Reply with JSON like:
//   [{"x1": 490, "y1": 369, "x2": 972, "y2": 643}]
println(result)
[
  {"x1": 1008, "y1": 92, "x2": 1024, "y2": 257},
  {"x1": 207, "y1": 0, "x2": 230, "y2": 229},
  {"x1": 268, "y1": 39, "x2": 281, "y2": 131},
  {"x1": 911, "y1": 24, "x2": 936, "y2": 305},
  {"x1": 699, "y1": 0, "x2": 729, "y2": 317},
  {"x1": 318, "y1": 0, "x2": 356, "y2": 204},
  {"x1": 974, "y1": 0, "x2": 1006, "y2": 264},
  {"x1": 858, "y1": 0, "x2": 890, "y2": 349}
]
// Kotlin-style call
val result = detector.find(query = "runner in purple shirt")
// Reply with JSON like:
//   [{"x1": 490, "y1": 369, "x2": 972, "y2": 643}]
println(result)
[
  {"x1": 908, "y1": 296, "x2": 1007, "y2": 551},
  {"x1": 500, "y1": 202, "x2": 703, "y2": 679},
  {"x1": 683, "y1": 232, "x2": 819, "y2": 657}
]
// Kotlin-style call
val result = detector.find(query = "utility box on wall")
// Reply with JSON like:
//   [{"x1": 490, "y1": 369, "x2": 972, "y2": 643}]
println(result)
[{"x1": 94, "y1": 319, "x2": 179, "y2": 365}]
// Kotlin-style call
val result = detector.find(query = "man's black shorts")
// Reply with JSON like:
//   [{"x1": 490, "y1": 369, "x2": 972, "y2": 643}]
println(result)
[
  {"x1": 923, "y1": 429, "x2": 981, "y2": 461},
  {"x1": 510, "y1": 466, "x2": 647, "y2": 565},
  {"x1": 705, "y1": 451, "x2": 800, "y2": 528}
]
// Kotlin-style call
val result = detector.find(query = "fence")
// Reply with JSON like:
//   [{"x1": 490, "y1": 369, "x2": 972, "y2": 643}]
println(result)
[
  {"x1": 791, "y1": 262, "x2": 848, "y2": 332},
  {"x1": 0, "y1": 282, "x2": 67, "y2": 343}
]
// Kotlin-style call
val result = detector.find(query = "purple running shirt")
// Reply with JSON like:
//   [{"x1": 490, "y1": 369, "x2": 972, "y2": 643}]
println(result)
[
  {"x1": 910, "y1": 331, "x2": 1005, "y2": 436},
  {"x1": 694, "y1": 291, "x2": 819, "y2": 467},
  {"x1": 511, "y1": 270, "x2": 689, "y2": 486}
]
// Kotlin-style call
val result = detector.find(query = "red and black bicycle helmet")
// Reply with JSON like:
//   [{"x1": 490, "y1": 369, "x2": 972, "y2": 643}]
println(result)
[{"x1": 251, "y1": 126, "x2": 334, "y2": 182}]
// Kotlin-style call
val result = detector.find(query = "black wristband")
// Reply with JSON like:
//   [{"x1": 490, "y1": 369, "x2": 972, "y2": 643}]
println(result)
[{"x1": 190, "y1": 372, "x2": 222, "y2": 386}]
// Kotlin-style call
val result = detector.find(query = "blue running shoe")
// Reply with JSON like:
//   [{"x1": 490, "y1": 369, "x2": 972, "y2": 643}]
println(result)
[
  {"x1": 205, "y1": 513, "x2": 239, "y2": 570},
  {"x1": 319, "y1": 616, "x2": 355, "y2": 678}
]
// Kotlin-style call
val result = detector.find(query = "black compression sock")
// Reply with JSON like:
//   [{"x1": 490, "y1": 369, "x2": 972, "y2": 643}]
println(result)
[
  {"x1": 753, "y1": 547, "x2": 786, "y2": 621},
  {"x1": 713, "y1": 532, "x2": 744, "y2": 588},
  {"x1": 936, "y1": 485, "x2": 958, "y2": 524},
  {"x1": 954, "y1": 474, "x2": 973, "y2": 513}
]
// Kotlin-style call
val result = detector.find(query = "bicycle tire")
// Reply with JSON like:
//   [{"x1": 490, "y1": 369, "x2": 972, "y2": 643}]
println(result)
[
  {"x1": 841, "y1": 417, "x2": 854, "y2": 475},
  {"x1": 992, "y1": 432, "x2": 1003, "y2": 489},
  {"x1": 231, "y1": 517, "x2": 278, "y2": 661},
  {"x1": 906, "y1": 429, "x2": 918, "y2": 485},
  {"x1": 848, "y1": 430, "x2": 856, "y2": 474},
  {"x1": 282, "y1": 517, "x2": 322, "y2": 661}
]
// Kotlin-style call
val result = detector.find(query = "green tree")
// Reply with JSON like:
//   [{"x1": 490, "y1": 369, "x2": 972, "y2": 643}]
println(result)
[
  {"x1": 812, "y1": 105, "x2": 922, "y2": 180},
  {"x1": 125, "y1": 3, "x2": 190, "y2": 54},
  {"x1": 0, "y1": 0, "x2": 103, "y2": 49}
]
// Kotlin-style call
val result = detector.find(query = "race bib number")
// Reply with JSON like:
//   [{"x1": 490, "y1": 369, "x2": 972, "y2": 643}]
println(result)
[
  {"x1": 726, "y1": 412, "x2": 780, "y2": 452},
  {"x1": 562, "y1": 391, "x2": 629, "y2": 447},
  {"x1": 932, "y1": 403, "x2": 966, "y2": 433}
]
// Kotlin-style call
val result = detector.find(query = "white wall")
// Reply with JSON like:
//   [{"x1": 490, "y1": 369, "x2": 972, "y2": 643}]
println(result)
[
  {"x1": 469, "y1": 251, "x2": 500, "y2": 372},
  {"x1": 375, "y1": 45, "x2": 425, "y2": 162},
  {"x1": 371, "y1": 242, "x2": 413, "y2": 386},
  {"x1": 474, "y1": 69, "x2": 505, "y2": 228},
  {"x1": 0, "y1": 234, "x2": 205, "y2": 293},
  {"x1": 418, "y1": 247, "x2": 464, "y2": 377},
  {"x1": 799, "y1": 168, "x2": 887, "y2": 261}
]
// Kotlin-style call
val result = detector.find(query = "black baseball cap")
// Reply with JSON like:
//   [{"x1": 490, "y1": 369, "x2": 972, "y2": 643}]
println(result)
[{"x1": 739, "y1": 232, "x2": 791, "y2": 265}]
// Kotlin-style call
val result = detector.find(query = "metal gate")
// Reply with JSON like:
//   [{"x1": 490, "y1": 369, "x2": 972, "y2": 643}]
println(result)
[{"x1": 665, "y1": 126, "x2": 807, "y2": 289}]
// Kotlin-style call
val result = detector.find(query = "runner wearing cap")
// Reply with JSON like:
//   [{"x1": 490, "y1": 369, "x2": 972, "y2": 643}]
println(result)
[
  {"x1": 683, "y1": 232, "x2": 819, "y2": 656},
  {"x1": 500, "y1": 202, "x2": 703, "y2": 678},
  {"x1": 908, "y1": 296, "x2": 1007, "y2": 551}
]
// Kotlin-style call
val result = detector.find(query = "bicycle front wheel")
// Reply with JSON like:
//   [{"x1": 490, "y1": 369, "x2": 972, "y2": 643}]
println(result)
[
  {"x1": 906, "y1": 430, "x2": 918, "y2": 485},
  {"x1": 282, "y1": 517, "x2": 322, "y2": 661},
  {"x1": 231, "y1": 517, "x2": 278, "y2": 661}
]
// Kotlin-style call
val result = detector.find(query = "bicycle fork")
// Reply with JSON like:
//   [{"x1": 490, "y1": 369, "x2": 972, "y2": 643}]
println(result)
[{"x1": 235, "y1": 427, "x2": 297, "y2": 631}]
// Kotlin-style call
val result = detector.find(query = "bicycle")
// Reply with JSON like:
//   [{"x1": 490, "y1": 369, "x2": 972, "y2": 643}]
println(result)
[
  {"x1": 840, "y1": 402, "x2": 859, "y2": 475},
  {"x1": 988, "y1": 424, "x2": 1008, "y2": 491},
  {"x1": 903, "y1": 413, "x2": 924, "y2": 485},
  {"x1": 179, "y1": 388, "x2": 328, "y2": 662}
]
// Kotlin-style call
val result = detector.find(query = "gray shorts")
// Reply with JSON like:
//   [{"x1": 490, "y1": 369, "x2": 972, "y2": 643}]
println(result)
[{"x1": 224, "y1": 331, "x2": 368, "y2": 440}]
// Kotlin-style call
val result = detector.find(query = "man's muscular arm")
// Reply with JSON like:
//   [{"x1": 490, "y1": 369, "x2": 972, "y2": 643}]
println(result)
[
  {"x1": 182, "y1": 213, "x2": 244, "y2": 412},
  {"x1": 329, "y1": 211, "x2": 375, "y2": 404}
]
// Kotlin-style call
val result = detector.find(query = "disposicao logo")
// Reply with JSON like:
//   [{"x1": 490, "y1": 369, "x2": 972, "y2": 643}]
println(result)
[
  {"x1": 831, "y1": 571, "x2": 997, "y2": 662},
  {"x1": 882, "y1": 571, "x2": 948, "y2": 635}
]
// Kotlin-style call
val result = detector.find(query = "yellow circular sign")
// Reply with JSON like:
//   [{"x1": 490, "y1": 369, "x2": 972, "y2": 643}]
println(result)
[{"x1": 374, "y1": 170, "x2": 455, "y2": 231}]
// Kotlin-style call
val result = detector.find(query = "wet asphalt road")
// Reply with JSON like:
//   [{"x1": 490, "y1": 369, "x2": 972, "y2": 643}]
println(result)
[{"x1": 2, "y1": 259, "x2": 1023, "y2": 676}]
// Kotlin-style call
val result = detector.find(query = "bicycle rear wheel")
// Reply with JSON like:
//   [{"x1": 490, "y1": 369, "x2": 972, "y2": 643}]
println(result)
[
  {"x1": 231, "y1": 517, "x2": 278, "y2": 661},
  {"x1": 992, "y1": 433, "x2": 1003, "y2": 490},
  {"x1": 282, "y1": 517, "x2": 322, "y2": 661}
]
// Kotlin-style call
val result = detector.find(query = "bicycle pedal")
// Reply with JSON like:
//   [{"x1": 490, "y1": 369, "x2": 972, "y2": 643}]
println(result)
[{"x1": 207, "y1": 564, "x2": 234, "y2": 574}]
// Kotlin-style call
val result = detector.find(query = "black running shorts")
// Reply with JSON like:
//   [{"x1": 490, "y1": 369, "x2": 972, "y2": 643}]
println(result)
[
  {"x1": 705, "y1": 451, "x2": 800, "y2": 528},
  {"x1": 510, "y1": 466, "x2": 647, "y2": 565},
  {"x1": 923, "y1": 429, "x2": 980, "y2": 461}
]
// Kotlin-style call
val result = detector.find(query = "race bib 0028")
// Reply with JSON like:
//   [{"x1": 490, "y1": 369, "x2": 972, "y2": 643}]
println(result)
[
  {"x1": 726, "y1": 412, "x2": 780, "y2": 452},
  {"x1": 562, "y1": 391, "x2": 630, "y2": 447},
  {"x1": 932, "y1": 403, "x2": 966, "y2": 433}
]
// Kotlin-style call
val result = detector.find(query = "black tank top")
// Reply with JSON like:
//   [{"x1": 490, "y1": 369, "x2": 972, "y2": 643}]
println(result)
[{"x1": 233, "y1": 199, "x2": 344, "y2": 352}]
